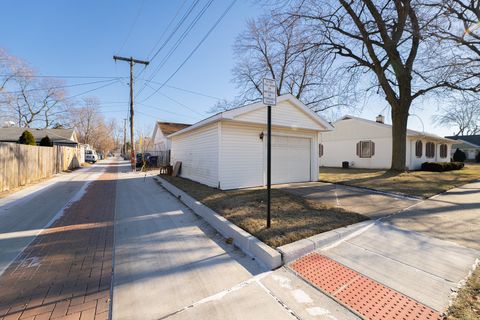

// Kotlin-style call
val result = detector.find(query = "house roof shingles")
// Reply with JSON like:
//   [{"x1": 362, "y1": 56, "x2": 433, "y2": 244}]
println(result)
[
  {"x1": 0, "y1": 127, "x2": 77, "y2": 145},
  {"x1": 157, "y1": 122, "x2": 190, "y2": 135},
  {"x1": 445, "y1": 135, "x2": 480, "y2": 147}
]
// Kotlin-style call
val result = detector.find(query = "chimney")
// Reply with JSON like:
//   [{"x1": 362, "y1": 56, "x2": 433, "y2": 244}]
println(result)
[{"x1": 376, "y1": 115, "x2": 385, "y2": 124}]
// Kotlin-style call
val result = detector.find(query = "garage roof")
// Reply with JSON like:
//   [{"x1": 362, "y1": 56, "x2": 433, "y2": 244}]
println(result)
[{"x1": 168, "y1": 94, "x2": 334, "y2": 138}]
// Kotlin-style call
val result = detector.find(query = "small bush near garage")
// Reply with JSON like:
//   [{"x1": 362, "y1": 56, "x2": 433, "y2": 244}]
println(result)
[
  {"x1": 421, "y1": 162, "x2": 464, "y2": 172},
  {"x1": 476, "y1": 152, "x2": 480, "y2": 163},
  {"x1": 453, "y1": 148, "x2": 467, "y2": 162}
]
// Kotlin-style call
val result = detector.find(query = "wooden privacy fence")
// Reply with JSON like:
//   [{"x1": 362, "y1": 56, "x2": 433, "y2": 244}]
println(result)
[{"x1": 0, "y1": 142, "x2": 82, "y2": 193}]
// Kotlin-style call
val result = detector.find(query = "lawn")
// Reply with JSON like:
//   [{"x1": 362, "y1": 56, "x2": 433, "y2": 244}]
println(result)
[
  {"x1": 446, "y1": 266, "x2": 480, "y2": 320},
  {"x1": 161, "y1": 175, "x2": 368, "y2": 247},
  {"x1": 319, "y1": 164, "x2": 480, "y2": 198}
]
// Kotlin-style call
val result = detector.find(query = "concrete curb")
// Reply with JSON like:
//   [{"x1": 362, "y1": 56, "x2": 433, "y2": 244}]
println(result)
[
  {"x1": 277, "y1": 220, "x2": 374, "y2": 264},
  {"x1": 153, "y1": 176, "x2": 282, "y2": 270}
]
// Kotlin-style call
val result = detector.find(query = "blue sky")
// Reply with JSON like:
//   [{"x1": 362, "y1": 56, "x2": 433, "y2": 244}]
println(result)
[{"x1": 0, "y1": 0, "x2": 453, "y2": 137}]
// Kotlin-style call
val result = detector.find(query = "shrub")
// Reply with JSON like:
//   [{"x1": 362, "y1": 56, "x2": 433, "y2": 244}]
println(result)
[
  {"x1": 18, "y1": 130, "x2": 36, "y2": 145},
  {"x1": 453, "y1": 148, "x2": 467, "y2": 162},
  {"x1": 39, "y1": 135, "x2": 52, "y2": 147},
  {"x1": 476, "y1": 151, "x2": 480, "y2": 163},
  {"x1": 421, "y1": 162, "x2": 464, "y2": 172}
]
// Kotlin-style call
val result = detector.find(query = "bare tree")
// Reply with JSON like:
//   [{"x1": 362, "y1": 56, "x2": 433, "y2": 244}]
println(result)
[
  {"x1": 434, "y1": 93, "x2": 480, "y2": 135},
  {"x1": 288, "y1": 0, "x2": 479, "y2": 171},
  {"x1": 228, "y1": 14, "x2": 351, "y2": 113},
  {"x1": 1, "y1": 49, "x2": 69, "y2": 128},
  {"x1": 11, "y1": 76, "x2": 68, "y2": 128},
  {"x1": 68, "y1": 97, "x2": 116, "y2": 154},
  {"x1": 430, "y1": 0, "x2": 480, "y2": 85},
  {"x1": 69, "y1": 97, "x2": 101, "y2": 146}
]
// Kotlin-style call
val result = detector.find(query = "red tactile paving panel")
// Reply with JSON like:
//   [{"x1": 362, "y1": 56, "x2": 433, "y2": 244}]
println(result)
[{"x1": 290, "y1": 253, "x2": 442, "y2": 320}]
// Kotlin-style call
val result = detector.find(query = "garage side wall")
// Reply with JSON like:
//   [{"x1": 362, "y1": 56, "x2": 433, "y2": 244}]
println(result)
[
  {"x1": 219, "y1": 122, "x2": 264, "y2": 190},
  {"x1": 170, "y1": 123, "x2": 219, "y2": 187}
]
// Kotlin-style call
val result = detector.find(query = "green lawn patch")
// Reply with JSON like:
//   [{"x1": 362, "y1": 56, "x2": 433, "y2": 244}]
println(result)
[
  {"x1": 161, "y1": 175, "x2": 368, "y2": 248},
  {"x1": 319, "y1": 164, "x2": 480, "y2": 198}
]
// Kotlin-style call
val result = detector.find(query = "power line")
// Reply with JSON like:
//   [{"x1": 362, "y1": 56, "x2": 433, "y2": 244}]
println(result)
[
  {"x1": 138, "y1": 0, "x2": 215, "y2": 95},
  {"x1": 141, "y1": 0, "x2": 237, "y2": 103},
  {"x1": 0, "y1": 74, "x2": 122, "y2": 79},
  {"x1": 144, "y1": 0, "x2": 188, "y2": 59},
  {"x1": 135, "y1": 0, "x2": 203, "y2": 94},
  {"x1": 141, "y1": 79, "x2": 222, "y2": 100},
  {"x1": 0, "y1": 79, "x2": 117, "y2": 95},
  {"x1": 63, "y1": 79, "x2": 120, "y2": 100},
  {"x1": 116, "y1": 0, "x2": 147, "y2": 54},
  {"x1": 148, "y1": 0, "x2": 201, "y2": 63}
]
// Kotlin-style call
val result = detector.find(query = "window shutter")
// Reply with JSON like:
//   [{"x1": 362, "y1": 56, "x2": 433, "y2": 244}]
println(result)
[
  {"x1": 371, "y1": 141, "x2": 375, "y2": 156},
  {"x1": 356, "y1": 142, "x2": 360, "y2": 156}
]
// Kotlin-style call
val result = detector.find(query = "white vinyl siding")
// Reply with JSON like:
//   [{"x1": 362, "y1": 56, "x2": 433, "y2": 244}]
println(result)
[
  {"x1": 219, "y1": 123, "x2": 264, "y2": 189},
  {"x1": 170, "y1": 123, "x2": 219, "y2": 187},
  {"x1": 234, "y1": 101, "x2": 320, "y2": 130},
  {"x1": 272, "y1": 136, "x2": 311, "y2": 184}
]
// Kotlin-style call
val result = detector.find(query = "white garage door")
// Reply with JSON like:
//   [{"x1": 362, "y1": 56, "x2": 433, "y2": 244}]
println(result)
[{"x1": 271, "y1": 136, "x2": 311, "y2": 184}]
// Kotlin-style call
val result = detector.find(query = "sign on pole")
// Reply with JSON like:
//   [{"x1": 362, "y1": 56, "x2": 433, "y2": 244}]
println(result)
[
  {"x1": 263, "y1": 78, "x2": 277, "y2": 106},
  {"x1": 263, "y1": 78, "x2": 276, "y2": 229}
]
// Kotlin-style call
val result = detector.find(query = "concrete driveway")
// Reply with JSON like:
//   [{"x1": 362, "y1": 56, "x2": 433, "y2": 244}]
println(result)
[{"x1": 279, "y1": 181, "x2": 419, "y2": 219}]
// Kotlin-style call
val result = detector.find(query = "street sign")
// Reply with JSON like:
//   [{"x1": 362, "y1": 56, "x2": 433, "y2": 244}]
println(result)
[{"x1": 263, "y1": 78, "x2": 277, "y2": 106}]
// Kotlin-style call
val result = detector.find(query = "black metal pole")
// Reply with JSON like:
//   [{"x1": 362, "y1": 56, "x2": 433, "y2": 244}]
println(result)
[{"x1": 267, "y1": 104, "x2": 272, "y2": 228}]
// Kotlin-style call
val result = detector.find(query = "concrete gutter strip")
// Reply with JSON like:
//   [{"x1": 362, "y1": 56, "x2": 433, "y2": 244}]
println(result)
[
  {"x1": 154, "y1": 176, "x2": 282, "y2": 270},
  {"x1": 278, "y1": 220, "x2": 374, "y2": 264}
]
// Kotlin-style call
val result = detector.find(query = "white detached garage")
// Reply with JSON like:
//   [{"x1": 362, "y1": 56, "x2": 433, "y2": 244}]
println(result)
[{"x1": 169, "y1": 94, "x2": 334, "y2": 190}]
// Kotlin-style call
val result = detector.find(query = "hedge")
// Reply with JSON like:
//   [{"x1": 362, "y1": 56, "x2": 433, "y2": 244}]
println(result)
[{"x1": 421, "y1": 162, "x2": 465, "y2": 172}]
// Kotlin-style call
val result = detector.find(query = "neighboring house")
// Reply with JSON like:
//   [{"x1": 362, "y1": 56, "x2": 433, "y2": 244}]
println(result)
[
  {"x1": 0, "y1": 127, "x2": 79, "y2": 147},
  {"x1": 319, "y1": 115, "x2": 456, "y2": 170},
  {"x1": 445, "y1": 135, "x2": 480, "y2": 160},
  {"x1": 169, "y1": 94, "x2": 334, "y2": 190},
  {"x1": 151, "y1": 121, "x2": 190, "y2": 152}
]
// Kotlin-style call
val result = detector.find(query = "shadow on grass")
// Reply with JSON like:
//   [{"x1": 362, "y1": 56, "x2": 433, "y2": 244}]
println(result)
[{"x1": 161, "y1": 175, "x2": 368, "y2": 248}]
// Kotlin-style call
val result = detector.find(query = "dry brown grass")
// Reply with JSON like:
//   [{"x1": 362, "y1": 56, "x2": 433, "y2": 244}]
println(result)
[
  {"x1": 319, "y1": 164, "x2": 480, "y2": 198},
  {"x1": 161, "y1": 176, "x2": 367, "y2": 247},
  {"x1": 446, "y1": 267, "x2": 480, "y2": 320}
]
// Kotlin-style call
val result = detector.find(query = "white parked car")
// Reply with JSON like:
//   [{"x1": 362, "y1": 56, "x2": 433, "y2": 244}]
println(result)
[{"x1": 85, "y1": 149, "x2": 98, "y2": 163}]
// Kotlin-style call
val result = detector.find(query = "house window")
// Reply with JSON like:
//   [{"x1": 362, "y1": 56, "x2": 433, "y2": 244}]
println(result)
[
  {"x1": 440, "y1": 144, "x2": 448, "y2": 158},
  {"x1": 415, "y1": 140, "x2": 422, "y2": 158},
  {"x1": 356, "y1": 140, "x2": 375, "y2": 158},
  {"x1": 319, "y1": 143, "x2": 324, "y2": 157},
  {"x1": 426, "y1": 142, "x2": 435, "y2": 158}
]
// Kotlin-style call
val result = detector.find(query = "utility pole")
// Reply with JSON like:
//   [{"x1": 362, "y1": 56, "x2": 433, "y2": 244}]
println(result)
[
  {"x1": 113, "y1": 55, "x2": 149, "y2": 171},
  {"x1": 123, "y1": 118, "x2": 127, "y2": 156}
]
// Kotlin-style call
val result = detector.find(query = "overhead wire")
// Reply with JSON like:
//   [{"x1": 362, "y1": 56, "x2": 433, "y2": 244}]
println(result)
[
  {"x1": 135, "y1": 0, "x2": 205, "y2": 96},
  {"x1": 116, "y1": 0, "x2": 147, "y2": 55},
  {"x1": 137, "y1": 0, "x2": 215, "y2": 96},
  {"x1": 140, "y1": 0, "x2": 237, "y2": 103}
]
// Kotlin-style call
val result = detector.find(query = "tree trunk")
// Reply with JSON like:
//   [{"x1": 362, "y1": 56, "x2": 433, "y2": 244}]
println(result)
[{"x1": 390, "y1": 106, "x2": 410, "y2": 171}]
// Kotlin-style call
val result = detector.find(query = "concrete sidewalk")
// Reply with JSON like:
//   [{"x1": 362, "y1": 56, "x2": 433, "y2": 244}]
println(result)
[
  {"x1": 112, "y1": 167, "x2": 358, "y2": 320},
  {"x1": 387, "y1": 180, "x2": 480, "y2": 250}
]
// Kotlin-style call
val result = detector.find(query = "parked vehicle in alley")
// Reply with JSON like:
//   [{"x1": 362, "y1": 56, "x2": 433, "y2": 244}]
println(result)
[{"x1": 85, "y1": 149, "x2": 98, "y2": 163}]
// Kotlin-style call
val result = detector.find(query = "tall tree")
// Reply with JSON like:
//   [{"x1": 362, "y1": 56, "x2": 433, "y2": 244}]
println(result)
[
  {"x1": 228, "y1": 14, "x2": 351, "y2": 113},
  {"x1": 434, "y1": 93, "x2": 480, "y2": 135},
  {"x1": 288, "y1": 0, "x2": 479, "y2": 171}
]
